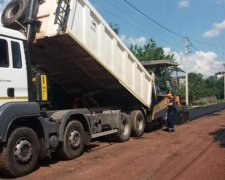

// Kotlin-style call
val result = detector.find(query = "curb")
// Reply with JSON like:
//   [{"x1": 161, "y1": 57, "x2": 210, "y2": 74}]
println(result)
[{"x1": 174, "y1": 102, "x2": 225, "y2": 125}]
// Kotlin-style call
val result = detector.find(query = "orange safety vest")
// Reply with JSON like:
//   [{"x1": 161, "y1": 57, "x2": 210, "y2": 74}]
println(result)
[{"x1": 175, "y1": 96, "x2": 181, "y2": 105}]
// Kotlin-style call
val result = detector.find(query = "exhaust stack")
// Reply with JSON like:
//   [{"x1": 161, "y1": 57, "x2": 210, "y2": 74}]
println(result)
[{"x1": 24, "y1": 0, "x2": 40, "y2": 41}]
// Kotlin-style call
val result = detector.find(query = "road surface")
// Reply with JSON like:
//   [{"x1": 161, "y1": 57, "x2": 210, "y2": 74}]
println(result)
[{"x1": 1, "y1": 109, "x2": 225, "y2": 180}]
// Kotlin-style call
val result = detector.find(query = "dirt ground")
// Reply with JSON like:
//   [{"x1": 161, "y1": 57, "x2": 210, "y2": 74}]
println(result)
[{"x1": 1, "y1": 109, "x2": 225, "y2": 180}]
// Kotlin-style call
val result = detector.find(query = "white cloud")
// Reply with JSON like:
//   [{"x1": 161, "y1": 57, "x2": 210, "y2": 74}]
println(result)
[
  {"x1": 178, "y1": 0, "x2": 190, "y2": 8},
  {"x1": 163, "y1": 47, "x2": 182, "y2": 64},
  {"x1": 217, "y1": 0, "x2": 225, "y2": 4},
  {"x1": 120, "y1": 35, "x2": 147, "y2": 47},
  {"x1": 203, "y1": 19, "x2": 225, "y2": 38},
  {"x1": 163, "y1": 48, "x2": 224, "y2": 77},
  {"x1": 187, "y1": 51, "x2": 221, "y2": 77}
]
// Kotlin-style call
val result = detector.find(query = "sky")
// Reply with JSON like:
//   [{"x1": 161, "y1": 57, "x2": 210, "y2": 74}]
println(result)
[
  {"x1": 87, "y1": 0, "x2": 225, "y2": 77},
  {"x1": 0, "y1": 0, "x2": 225, "y2": 77}
]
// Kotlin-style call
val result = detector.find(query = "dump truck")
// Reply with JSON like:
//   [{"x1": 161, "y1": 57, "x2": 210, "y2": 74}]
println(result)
[{"x1": 0, "y1": 0, "x2": 167, "y2": 177}]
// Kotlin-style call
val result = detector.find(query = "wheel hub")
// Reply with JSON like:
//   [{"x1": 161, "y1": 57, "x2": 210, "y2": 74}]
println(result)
[
  {"x1": 122, "y1": 120, "x2": 129, "y2": 135},
  {"x1": 14, "y1": 139, "x2": 33, "y2": 163},
  {"x1": 137, "y1": 117, "x2": 144, "y2": 130},
  {"x1": 69, "y1": 130, "x2": 81, "y2": 149}
]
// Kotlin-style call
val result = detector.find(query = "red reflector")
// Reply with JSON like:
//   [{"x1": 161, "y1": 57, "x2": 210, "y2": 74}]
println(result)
[{"x1": 57, "y1": 119, "x2": 63, "y2": 124}]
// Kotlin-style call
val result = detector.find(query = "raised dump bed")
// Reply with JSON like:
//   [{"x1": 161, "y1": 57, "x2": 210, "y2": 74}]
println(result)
[{"x1": 31, "y1": 0, "x2": 156, "y2": 109}]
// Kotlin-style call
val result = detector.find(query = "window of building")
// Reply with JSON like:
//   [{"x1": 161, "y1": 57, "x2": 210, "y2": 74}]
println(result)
[
  {"x1": 0, "y1": 39, "x2": 9, "y2": 68},
  {"x1": 12, "y1": 41, "x2": 22, "y2": 69}
]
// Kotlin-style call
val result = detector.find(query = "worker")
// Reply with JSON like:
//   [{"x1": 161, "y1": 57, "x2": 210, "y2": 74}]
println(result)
[
  {"x1": 162, "y1": 90, "x2": 172, "y2": 98},
  {"x1": 165, "y1": 93, "x2": 176, "y2": 132},
  {"x1": 175, "y1": 94, "x2": 181, "y2": 106},
  {"x1": 166, "y1": 90, "x2": 173, "y2": 99}
]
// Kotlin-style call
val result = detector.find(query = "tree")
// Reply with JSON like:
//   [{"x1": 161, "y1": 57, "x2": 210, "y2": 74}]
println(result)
[
  {"x1": 188, "y1": 72, "x2": 206, "y2": 105},
  {"x1": 204, "y1": 77, "x2": 219, "y2": 98},
  {"x1": 216, "y1": 77, "x2": 224, "y2": 100},
  {"x1": 129, "y1": 39, "x2": 183, "y2": 92},
  {"x1": 130, "y1": 39, "x2": 165, "y2": 61},
  {"x1": 176, "y1": 86, "x2": 185, "y2": 103},
  {"x1": 109, "y1": 23, "x2": 119, "y2": 35}
]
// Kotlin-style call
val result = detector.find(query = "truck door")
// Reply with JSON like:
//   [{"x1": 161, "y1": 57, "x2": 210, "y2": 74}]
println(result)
[
  {"x1": 11, "y1": 40, "x2": 28, "y2": 102},
  {"x1": 0, "y1": 38, "x2": 14, "y2": 106},
  {"x1": 0, "y1": 37, "x2": 28, "y2": 107}
]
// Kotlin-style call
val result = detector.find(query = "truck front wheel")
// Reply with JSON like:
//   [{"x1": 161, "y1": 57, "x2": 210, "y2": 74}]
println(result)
[
  {"x1": 58, "y1": 121, "x2": 85, "y2": 160},
  {"x1": 0, "y1": 127, "x2": 40, "y2": 177},
  {"x1": 130, "y1": 110, "x2": 145, "y2": 137}
]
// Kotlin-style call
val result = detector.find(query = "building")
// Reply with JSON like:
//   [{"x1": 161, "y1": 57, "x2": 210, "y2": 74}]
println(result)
[{"x1": 210, "y1": 72, "x2": 225, "y2": 81}]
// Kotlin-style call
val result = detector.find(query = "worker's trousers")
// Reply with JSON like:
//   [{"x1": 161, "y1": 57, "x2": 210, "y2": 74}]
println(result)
[{"x1": 167, "y1": 111, "x2": 174, "y2": 129}]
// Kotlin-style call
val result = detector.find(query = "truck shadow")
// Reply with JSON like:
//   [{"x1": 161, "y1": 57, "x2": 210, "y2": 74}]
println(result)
[
  {"x1": 207, "y1": 113, "x2": 222, "y2": 116},
  {"x1": 34, "y1": 142, "x2": 115, "y2": 175},
  {"x1": 0, "y1": 154, "x2": 61, "y2": 179},
  {"x1": 0, "y1": 142, "x2": 116, "y2": 179},
  {"x1": 84, "y1": 142, "x2": 115, "y2": 152},
  {"x1": 209, "y1": 125, "x2": 225, "y2": 148},
  {"x1": 145, "y1": 121, "x2": 162, "y2": 133}
]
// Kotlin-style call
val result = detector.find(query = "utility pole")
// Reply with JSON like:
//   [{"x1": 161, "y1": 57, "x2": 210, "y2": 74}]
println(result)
[
  {"x1": 224, "y1": 63, "x2": 225, "y2": 101},
  {"x1": 184, "y1": 37, "x2": 189, "y2": 106},
  {"x1": 223, "y1": 49, "x2": 225, "y2": 101},
  {"x1": 224, "y1": 64, "x2": 225, "y2": 101}
]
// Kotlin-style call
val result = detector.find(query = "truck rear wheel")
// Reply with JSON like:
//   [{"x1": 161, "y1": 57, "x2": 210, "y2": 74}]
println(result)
[
  {"x1": 0, "y1": 127, "x2": 40, "y2": 177},
  {"x1": 130, "y1": 110, "x2": 145, "y2": 137},
  {"x1": 110, "y1": 113, "x2": 131, "y2": 142},
  {"x1": 1, "y1": 0, "x2": 28, "y2": 29},
  {"x1": 58, "y1": 121, "x2": 85, "y2": 160}
]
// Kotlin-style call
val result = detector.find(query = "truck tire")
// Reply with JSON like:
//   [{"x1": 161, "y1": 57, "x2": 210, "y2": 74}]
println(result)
[
  {"x1": 1, "y1": 0, "x2": 28, "y2": 29},
  {"x1": 0, "y1": 127, "x2": 40, "y2": 177},
  {"x1": 130, "y1": 110, "x2": 145, "y2": 137},
  {"x1": 58, "y1": 121, "x2": 85, "y2": 160},
  {"x1": 110, "y1": 113, "x2": 131, "y2": 142}
]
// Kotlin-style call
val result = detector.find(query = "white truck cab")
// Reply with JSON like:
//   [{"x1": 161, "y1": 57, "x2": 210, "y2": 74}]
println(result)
[{"x1": 0, "y1": 26, "x2": 28, "y2": 106}]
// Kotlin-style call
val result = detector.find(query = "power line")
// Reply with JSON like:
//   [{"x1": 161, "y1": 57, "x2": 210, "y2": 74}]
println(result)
[
  {"x1": 188, "y1": 39, "x2": 224, "y2": 66},
  {"x1": 123, "y1": 0, "x2": 225, "y2": 49},
  {"x1": 99, "y1": 0, "x2": 159, "y2": 32},
  {"x1": 114, "y1": 0, "x2": 150, "y2": 24},
  {"x1": 91, "y1": 0, "x2": 180, "y2": 46},
  {"x1": 123, "y1": 0, "x2": 185, "y2": 39},
  {"x1": 91, "y1": 2, "x2": 153, "y2": 33},
  {"x1": 92, "y1": 0, "x2": 225, "y2": 56},
  {"x1": 171, "y1": 39, "x2": 184, "y2": 52},
  {"x1": 114, "y1": 0, "x2": 183, "y2": 44},
  {"x1": 92, "y1": 0, "x2": 225, "y2": 50},
  {"x1": 150, "y1": 3, "x2": 219, "y2": 47},
  {"x1": 172, "y1": 4, "x2": 218, "y2": 32},
  {"x1": 90, "y1": 2, "x2": 156, "y2": 37},
  {"x1": 189, "y1": 38, "x2": 225, "y2": 49}
]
